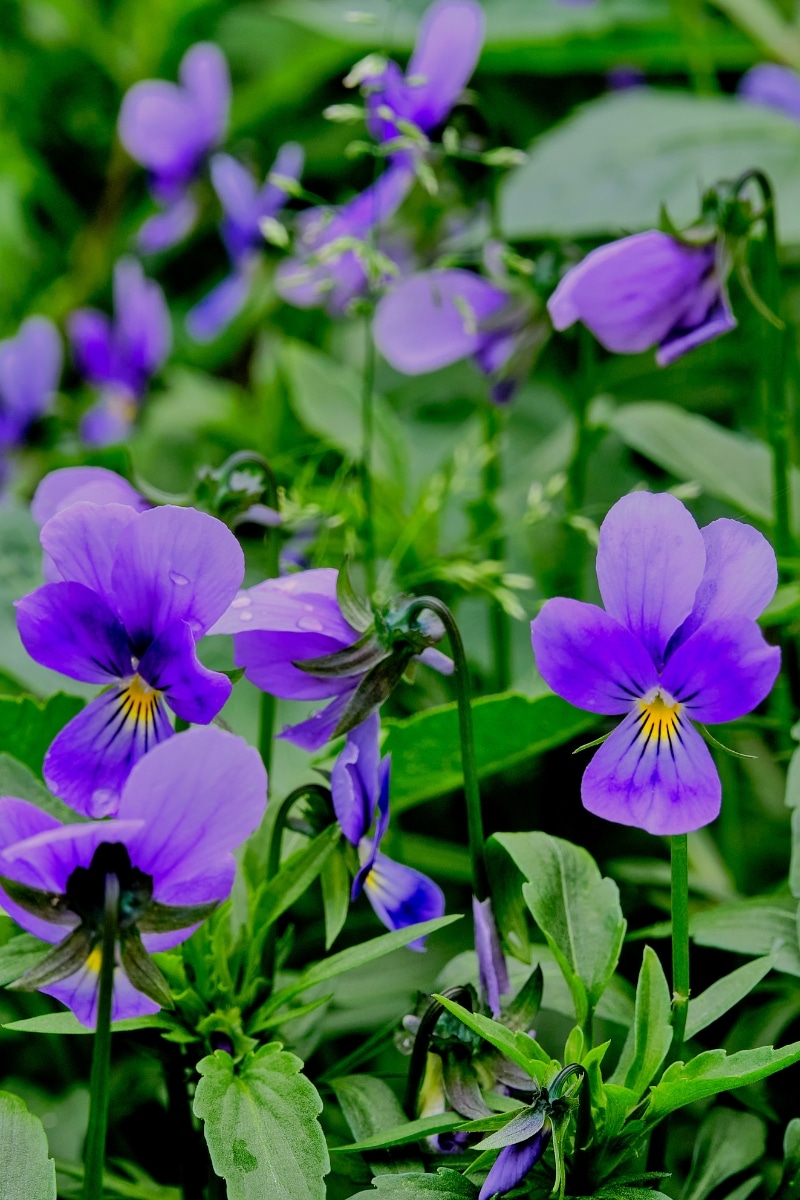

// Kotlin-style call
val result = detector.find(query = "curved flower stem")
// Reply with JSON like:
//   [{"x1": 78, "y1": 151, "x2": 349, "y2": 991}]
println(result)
[
  {"x1": 404, "y1": 985, "x2": 474, "y2": 1117},
  {"x1": 405, "y1": 597, "x2": 488, "y2": 900},
  {"x1": 484, "y1": 405, "x2": 510, "y2": 692},
  {"x1": 362, "y1": 314, "x2": 378, "y2": 597},
  {"x1": 83, "y1": 873, "x2": 120, "y2": 1200},
  {"x1": 670, "y1": 833, "x2": 690, "y2": 1059}
]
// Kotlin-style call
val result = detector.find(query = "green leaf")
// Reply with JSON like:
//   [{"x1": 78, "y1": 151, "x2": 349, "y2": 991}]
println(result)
[
  {"x1": 193, "y1": 1044, "x2": 329, "y2": 1200},
  {"x1": 777, "y1": 1117, "x2": 800, "y2": 1200},
  {"x1": 0, "y1": 1091, "x2": 55, "y2": 1200},
  {"x1": 685, "y1": 954, "x2": 776, "y2": 1041},
  {"x1": 495, "y1": 832, "x2": 626, "y2": 1025},
  {"x1": 433, "y1": 993, "x2": 550, "y2": 1074},
  {"x1": 643, "y1": 1041, "x2": 800, "y2": 1123},
  {"x1": 385, "y1": 693, "x2": 597, "y2": 812},
  {"x1": 0, "y1": 753, "x2": 80, "y2": 823},
  {"x1": 500, "y1": 89, "x2": 800, "y2": 243},
  {"x1": 279, "y1": 340, "x2": 405, "y2": 485},
  {"x1": 683, "y1": 1107, "x2": 766, "y2": 1200},
  {"x1": 4, "y1": 1012, "x2": 170, "y2": 1035},
  {"x1": 607, "y1": 402, "x2": 800, "y2": 532},
  {"x1": 0, "y1": 932, "x2": 50, "y2": 987},
  {"x1": 296, "y1": 914, "x2": 462, "y2": 991},
  {"x1": 691, "y1": 898, "x2": 800, "y2": 976},
  {"x1": 331, "y1": 1113, "x2": 468, "y2": 1154},
  {"x1": 321, "y1": 842, "x2": 351, "y2": 950},
  {"x1": 330, "y1": 1075, "x2": 422, "y2": 1173},
  {"x1": 255, "y1": 824, "x2": 341, "y2": 927},
  {"x1": 609, "y1": 946, "x2": 672, "y2": 1100},
  {"x1": 0, "y1": 694, "x2": 85, "y2": 777},
  {"x1": 345, "y1": 1167, "x2": 478, "y2": 1198}
]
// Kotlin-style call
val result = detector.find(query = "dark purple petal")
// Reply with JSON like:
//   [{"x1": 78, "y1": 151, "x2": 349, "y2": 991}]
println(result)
[
  {"x1": 179, "y1": 42, "x2": 230, "y2": 150},
  {"x1": 531, "y1": 598, "x2": 657, "y2": 714},
  {"x1": 138, "y1": 619, "x2": 232, "y2": 724},
  {"x1": 479, "y1": 1130, "x2": 549, "y2": 1200},
  {"x1": 185, "y1": 267, "x2": 253, "y2": 343},
  {"x1": 374, "y1": 269, "x2": 508, "y2": 374},
  {"x1": 32, "y1": 467, "x2": 147, "y2": 526},
  {"x1": 738, "y1": 64, "x2": 800, "y2": 123},
  {"x1": 16, "y1": 581, "x2": 131, "y2": 683},
  {"x1": 596, "y1": 492, "x2": 705, "y2": 667},
  {"x1": 661, "y1": 616, "x2": 780, "y2": 723},
  {"x1": 473, "y1": 896, "x2": 510, "y2": 1019},
  {"x1": 278, "y1": 688, "x2": 359, "y2": 751},
  {"x1": 112, "y1": 505, "x2": 245, "y2": 647},
  {"x1": 68, "y1": 310, "x2": 116, "y2": 386},
  {"x1": 330, "y1": 711, "x2": 381, "y2": 844},
  {"x1": 44, "y1": 956, "x2": 161, "y2": 1029},
  {"x1": 404, "y1": 0, "x2": 485, "y2": 131},
  {"x1": 0, "y1": 317, "x2": 62, "y2": 440},
  {"x1": 119, "y1": 726, "x2": 266, "y2": 899},
  {"x1": 137, "y1": 194, "x2": 199, "y2": 254},
  {"x1": 44, "y1": 686, "x2": 173, "y2": 817},
  {"x1": 352, "y1": 755, "x2": 392, "y2": 895},
  {"x1": 113, "y1": 257, "x2": 172, "y2": 383},
  {"x1": 655, "y1": 287, "x2": 736, "y2": 366},
  {"x1": 359, "y1": 851, "x2": 445, "y2": 949},
  {"x1": 581, "y1": 705, "x2": 721, "y2": 834},
  {"x1": 80, "y1": 391, "x2": 139, "y2": 447},
  {"x1": 40, "y1": 501, "x2": 138, "y2": 601}
]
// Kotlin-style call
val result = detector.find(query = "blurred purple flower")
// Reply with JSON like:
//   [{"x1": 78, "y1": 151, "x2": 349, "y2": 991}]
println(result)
[
  {"x1": 548, "y1": 230, "x2": 735, "y2": 365},
  {"x1": 31, "y1": 466, "x2": 147, "y2": 527},
  {"x1": 68, "y1": 258, "x2": 171, "y2": 445},
  {"x1": 362, "y1": 0, "x2": 485, "y2": 144},
  {"x1": 373, "y1": 268, "x2": 533, "y2": 403},
  {"x1": 531, "y1": 492, "x2": 780, "y2": 834},
  {"x1": 738, "y1": 64, "x2": 800, "y2": 122},
  {"x1": 118, "y1": 43, "x2": 231, "y2": 253},
  {"x1": 0, "y1": 317, "x2": 61, "y2": 448},
  {"x1": 187, "y1": 144, "x2": 304, "y2": 342},
  {"x1": 16, "y1": 503, "x2": 244, "y2": 817},
  {"x1": 0, "y1": 727, "x2": 265, "y2": 1028}
]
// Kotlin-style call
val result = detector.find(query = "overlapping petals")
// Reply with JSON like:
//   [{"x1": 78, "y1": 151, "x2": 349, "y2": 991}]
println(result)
[{"x1": 32, "y1": 466, "x2": 147, "y2": 527}]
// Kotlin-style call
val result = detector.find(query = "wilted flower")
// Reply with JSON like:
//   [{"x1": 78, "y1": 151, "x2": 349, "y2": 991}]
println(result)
[
  {"x1": 118, "y1": 43, "x2": 230, "y2": 253},
  {"x1": 738, "y1": 64, "x2": 800, "y2": 123},
  {"x1": 0, "y1": 727, "x2": 265, "y2": 1028},
  {"x1": 31, "y1": 466, "x2": 147, "y2": 526},
  {"x1": 0, "y1": 316, "x2": 61, "y2": 453},
  {"x1": 531, "y1": 492, "x2": 780, "y2": 834},
  {"x1": 16, "y1": 503, "x2": 244, "y2": 817},
  {"x1": 547, "y1": 229, "x2": 736, "y2": 365},
  {"x1": 186, "y1": 144, "x2": 304, "y2": 341},
  {"x1": 68, "y1": 258, "x2": 171, "y2": 445},
  {"x1": 473, "y1": 896, "x2": 510, "y2": 1019}
]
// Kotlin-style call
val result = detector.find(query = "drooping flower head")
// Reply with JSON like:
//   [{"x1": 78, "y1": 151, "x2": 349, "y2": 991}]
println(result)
[
  {"x1": 0, "y1": 317, "x2": 62, "y2": 449},
  {"x1": 186, "y1": 143, "x2": 304, "y2": 342},
  {"x1": 118, "y1": 43, "x2": 231, "y2": 253},
  {"x1": 210, "y1": 567, "x2": 452, "y2": 751},
  {"x1": 548, "y1": 229, "x2": 736, "y2": 366},
  {"x1": 0, "y1": 727, "x2": 266, "y2": 1028},
  {"x1": 31, "y1": 466, "x2": 148, "y2": 527},
  {"x1": 68, "y1": 257, "x2": 171, "y2": 445},
  {"x1": 738, "y1": 64, "x2": 800, "y2": 123},
  {"x1": 16, "y1": 502, "x2": 244, "y2": 817},
  {"x1": 531, "y1": 492, "x2": 780, "y2": 834},
  {"x1": 374, "y1": 268, "x2": 540, "y2": 404}
]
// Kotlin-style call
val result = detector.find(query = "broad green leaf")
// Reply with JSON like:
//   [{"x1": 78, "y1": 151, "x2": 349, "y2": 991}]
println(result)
[
  {"x1": 644, "y1": 1041, "x2": 800, "y2": 1123},
  {"x1": 193, "y1": 1044, "x2": 329, "y2": 1200},
  {"x1": 4, "y1": 1012, "x2": 170, "y2": 1034},
  {"x1": 0, "y1": 932, "x2": 49, "y2": 987},
  {"x1": 329, "y1": 1113, "x2": 466, "y2": 1154},
  {"x1": 495, "y1": 832, "x2": 626, "y2": 1024},
  {"x1": 685, "y1": 954, "x2": 776, "y2": 1041},
  {"x1": 433, "y1": 993, "x2": 550, "y2": 1074},
  {"x1": 385, "y1": 692, "x2": 596, "y2": 812},
  {"x1": 255, "y1": 824, "x2": 341, "y2": 926},
  {"x1": 0, "y1": 753, "x2": 81, "y2": 823},
  {"x1": 609, "y1": 946, "x2": 672, "y2": 1099},
  {"x1": 683, "y1": 1107, "x2": 766, "y2": 1200},
  {"x1": 0, "y1": 693, "x2": 85, "y2": 777},
  {"x1": 331, "y1": 1074, "x2": 422, "y2": 1173},
  {"x1": 345, "y1": 1167, "x2": 478, "y2": 1198},
  {"x1": 279, "y1": 340, "x2": 405, "y2": 485},
  {"x1": 0, "y1": 1091, "x2": 56, "y2": 1200},
  {"x1": 500, "y1": 89, "x2": 800, "y2": 243},
  {"x1": 691, "y1": 899, "x2": 800, "y2": 976},
  {"x1": 607, "y1": 403, "x2": 800, "y2": 531}
]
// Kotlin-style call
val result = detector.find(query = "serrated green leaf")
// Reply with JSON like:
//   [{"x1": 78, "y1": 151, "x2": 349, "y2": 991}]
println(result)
[
  {"x1": 644, "y1": 1042, "x2": 800, "y2": 1123},
  {"x1": 193, "y1": 1044, "x2": 329, "y2": 1200},
  {"x1": 683, "y1": 1107, "x2": 766, "y2": 1200},
  {"x1": 685, "y1": 954, "x2": 776, "y2": 1041},
  {"x1": 609, "y1": 946, "x2": 672, "y2": 1101},
  {"x1": 0, "y1": 1091, "x2": 55, "y2": 1200}
]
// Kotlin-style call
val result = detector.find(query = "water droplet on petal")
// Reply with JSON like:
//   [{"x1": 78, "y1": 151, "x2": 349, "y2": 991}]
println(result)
[
  {"x1": 303, "y1": 604, "x2": 314, "y2": 612},
  {"x1": 239, "y1": 610, "x2": 254, "y2": 622},
  {"x1": 170, "y1": 571, "x2": 189, "y2": 587},
  {"x1": 231, "y1": 595, "x2": 251, "y2": 609},
  {"x1": 297, "y1": 616, "x2": 324, "y2": 633}
]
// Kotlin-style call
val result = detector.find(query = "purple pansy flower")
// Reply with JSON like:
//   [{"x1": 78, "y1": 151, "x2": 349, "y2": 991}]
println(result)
[
  {"x1": 738, "y1": 64, "x2": 800, "y2": 123},
  {"x1": 68, "y1": 257, "x2": 171, "y2": 446},
  {"x1": 118, "y1": 43, "x2": 231, "y2": 254},
  {"x1": 0, "y1": 727, "x2": 266, "y2": 1028},
  {"x1": 0, "y1": 316, "x2": 62, "y2": 448},
  {"x1": 361, "y1": 0, "x2": 485, "y2": 144},
  {"x1": 478, "y1": 1122, "x2": 550, "y2": 1200},
  {"x1": 531, "y1": 492, "x2": 780, "y2": 835},
  {"x1": 373, "y1": 268, "x2": 533, "y2": 404},
  {"x1": 16, "y1": 503, "x2": 244, "y2": 818},
  {"x1": 186, "y1": 143, "x2": 304, "y2": 342},
  {"x1": 547, "y1": 230, "x2": 736, "y2": 366},
  {"x1": 31, "y1": 466, "x2": 148, "y2": 527}
]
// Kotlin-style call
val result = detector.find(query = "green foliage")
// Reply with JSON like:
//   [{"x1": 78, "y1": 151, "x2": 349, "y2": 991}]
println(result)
[
  {"x1": 0, "y1": 1090, "x2": 56, "y2": 1200},
  {"x1": 0, "y1": 752, "x2": 81, "y2": 823},
  {"x1": 608, "y1": 946, "x2": 672, "y2": 1100},
  {"x1": 193, "y1": 1044, "x2": 330, "y2": 1200},
  {"x1": 682, "y1": 1108, "x2": 766, "y2": 1200},
  {"x1": 643, "y1": 1042, "x2": 800, "y2": 1123},
  {"x1": 691, "y1": 899, "x2": 800, "y2": 976},
  {"x1": 0, "y1": 694, "x2": 84, "y2": 777},
  {"x1": 685, "y1": 954, "x2": 776, "y2": 1040},
  {"x1": 331, "y1": 1074, "x2": 422, "y2": 1173},
  {"x1": 345, "y1": 1168, "x2": 478, "y2": 1199}
]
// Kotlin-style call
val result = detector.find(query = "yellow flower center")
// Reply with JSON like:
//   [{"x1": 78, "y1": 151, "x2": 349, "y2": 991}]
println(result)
[
  {"x1": 637, "y1": 689, "x2": 681, "y2": 753},
  {"x1": 121, "y1": 675, "x2": 162, "y2": 725},
  {"x1": 85, "y1": 947, "x2": 103, "y2": 973}
]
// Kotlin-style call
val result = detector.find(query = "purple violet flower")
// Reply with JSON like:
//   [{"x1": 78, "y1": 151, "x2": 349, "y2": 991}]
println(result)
[
  {"x1": 361, "y1": 0, "x2": 485, "y2": 144},
  {"x1": 68, "y1": 257, "x2": 171, "y2": 446},
  {"x1": 547, "y1": 230, "x2": 736, "y2": 366},
  {"x1": 479, "y1": 1123, "x2": 550, "y2": 1200},
  {"x1": 530, "y1": 492, "x2": 780, "y2": 835},
  {"x1": 0, "y1": 726, "x2": 266, "y2": 1028},
  {"x1": 373, "y1": 268, "x2": 532, "y2": 403},
  {"x1": 186, "y1": 143, "x2": 304, "y2": 342},
  {"x1": 31, "y1": 467, "x2": 148, "y2": 527},
  {"x1": 0, "y1": 317, "x2": 62, "y2": 448},
  {"x1": 118, "y1": 43, "x2": 231, "y2": 254},
  {"x1": 738, "y1": 64, "x2": 800, "y2": 123},
  {"x1": 16, "y1": 502, "x2": 244, "y2": 818}
]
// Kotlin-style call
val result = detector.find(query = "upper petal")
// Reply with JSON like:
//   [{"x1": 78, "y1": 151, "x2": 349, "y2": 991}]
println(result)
[
  {"x1": 0, "y1": 317, "x2": 62, "y2": 435},
  {"x1": 68, "y1": 309, "x2": 116, "y2": 385},
  {"x1": 113, "y1": 257, "x2": 172, "y2": 381},
  {"x1": 406, "y1": 0, "x2": 485, "y2": 131},
  {"x1": 596, "y1": 491, "x2": 706, "y2": 667},
  {"x1": 1, "y1": 817, "x2": 145, "y2": 896},
  {"x1": 112, "y1": 505, "x2": 245, "y2": 647},
  {"x1": 531, "y1": 598, "x2": 658, "y2": 714},
  {"x1": 31, "y1": 467, "x2": 147, "y2": 526},
  {"x1": 210, "y1": 153, "x2": 258, "y2": 230},
  {"x1": 179, "y1": 42, "x2": 231, "y2": 148},
  {"x1": 16, "y1": 581, "x2": 131, "y2": 683},
  {"x1": 738, "y1": 64, "x2": 800, "y2": 123},
  {"x1": 655, "y1": 286, "x2": 736, "y2": 366},
  {"x1": 118, "y1": 81, "x2": 201, "y2": 177},
  {"x1": 0, "y1": 798, "x2": 68, "y2": 940},
  {"x1": 40, "y1": 501, "x2": 138, "y2": 602},
  {"x1": 210, "y1": 569, "x2": 357, "y2": 642},
  {"x1": 660, "y1": 616, "x2": 781, "y2": 724},
  {"x1": 277, "y1": 689, "x2": 358, "y2": 751}
]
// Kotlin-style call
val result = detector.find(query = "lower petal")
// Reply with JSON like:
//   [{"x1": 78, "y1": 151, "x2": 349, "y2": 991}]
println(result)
[
  {"x1": 656, "y1": 289, "x2": 736, "y2": 366},
  {"x1": 137, "y1": 194, "x2": 198, "y2": 254},
  {"x1": 277, "y1": 688, "x2": 358, "y2": 752},
  {"x1": 43, "y1": 951, "x2": 161, "y2": 1030},
  {"x1": 139, "y1": 619, "x2": 231, "y2": 724},
  {"x1": 661, "y1": 616, "x2": 781, "y2": 723},
  {"x1": 581, "y1": 708, "x2": 721, "y2": 835},
  {"x1": 186, "y1": 268, "x2": 253, "y2": 343},
  {"x1": 358, "y1": 851, "x2": 444, "y2": 949},
  {"x1": 44, "y1": 685, "x2": 173, "y2": 818}
]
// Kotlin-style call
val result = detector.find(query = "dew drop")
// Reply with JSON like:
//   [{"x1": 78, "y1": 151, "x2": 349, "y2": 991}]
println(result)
[
  {"x1": 297, "y1": 616, "x2": 324, "y2": 633},
  {"x1": 170, "y1": 571, "x2": 189, "y2": 587},
  {"x1": 231, "y1": 595, "x2": 251, "y2": 609},
  {"x1": 303, "y1": 604, "x2": 314, "y2": 612},
  {"x1": 239, "y1": 611, "x2": 254, "y2": 622}
]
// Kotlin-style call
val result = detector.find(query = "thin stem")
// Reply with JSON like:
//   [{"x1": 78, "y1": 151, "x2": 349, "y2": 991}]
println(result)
[
  {"x1": 362, "y1": 316, "x2": 377, "y2": 597},
  {"x1": 671, "y1": 0, "x2": 716, "y2": 93},
  {"x1": 405, "y1": 598, "x2": 488, "y2": 899},
  {"x1": 83, "y1": 873, "x2": 119, "y2": 1200},
  {"x1": 670, "y1": 833, "x2": 691, "y2": 1060},
  {"x1": 404, "y1": 986, "x2": 473, "y2": 1117},
  {"x1": 483, "y1": 406, "x2": 510, "y2": 692}
]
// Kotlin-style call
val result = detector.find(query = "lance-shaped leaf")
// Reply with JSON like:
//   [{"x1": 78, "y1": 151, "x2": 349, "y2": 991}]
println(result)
[
  {"x1": 642, "y1": 1041, "x2": 800, "y2": 1124},
  {"x1": 294, "y1": 632, "x2": 389, "y2": 678},
  {"x1": 475, "y1": 1105, "x2": 545, "y2": 1151},
  {"x1": 433, "y1": 993, "x2": 551, "y2": 1076},
  {"x1": 333, "y1": 646, "x2": 419, "y2": 739},
  {"x1": 0, "y1": 874, "x2": 73, "y2": 926},
  {"x1": 137, "y1": 899, "x2": 219, "y2": 934},
  {"x1": 193, "y1": 1043, "x2": 329, "y2": 1200},
  {"x1": 685, "y1": 954, "x2": 775, "y2": 1041},
  {"x1": 683, "y1": 1108, "x2": 766, "y2": 1200},
  {"x1": 9, "y1": 926, "x2": 93, "y2": 991},
  {"x1": 0, "y1": 1091, "x2": 56, "y2": 1200},
  {"x1": 609, "y1": 946, "x2": 672, "y2": 1102},
  {"x1": 503, "y1": 965, "x2": 544, "y2": 1032},
  {"x1": 120, "y1": 930, "x2": 174, "y2": 1009},
  {"x1": 336, "y1": 560, "x2": 373, "y2": 633}
]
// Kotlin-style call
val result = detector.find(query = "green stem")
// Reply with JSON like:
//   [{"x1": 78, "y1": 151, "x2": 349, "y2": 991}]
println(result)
[
  {"x1": 671, "y1": 0, "x2": 716, "y2": 93},
  {"x1": 362, "y1": 316, "x2": 377, "y2": 597},
  {"x1": 403, "y1": 986, "x2": 473, "y2": 1117},
  {"x1": 567, "y1": 326, "x2": 595, "y2": 514},
  {"x1": 670, "y1": 833, "x2": 691, "y2": 1059},
  {"x1": 483, "y1": 406, "x2": 510, "y2": 692},
  {"x1": 83, "y1": 873, "x2": 119, "y2": 1200},
  {"x1": 405, "y1": 598, "x2": 488, "y2": 899}
]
